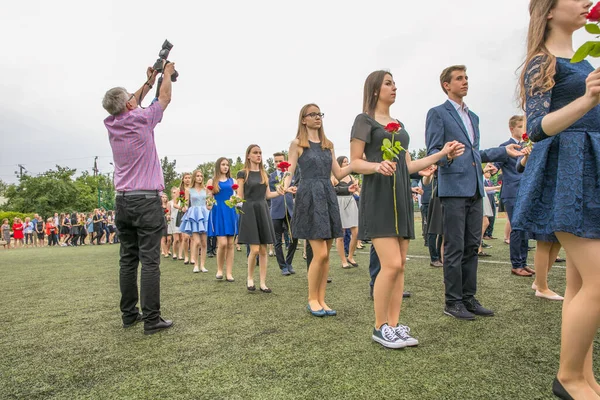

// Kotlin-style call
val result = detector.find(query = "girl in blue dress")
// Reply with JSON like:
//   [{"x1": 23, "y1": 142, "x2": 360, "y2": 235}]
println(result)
[
  {"x1": 180, "y1": 170, "x2": 211, "y2": 273},
  {"x1": 207, "y1": 157, "x2": 239, "y2": 282},
  {"x1": 513, "y1": 1, "x2": 600, "y2": 398}
]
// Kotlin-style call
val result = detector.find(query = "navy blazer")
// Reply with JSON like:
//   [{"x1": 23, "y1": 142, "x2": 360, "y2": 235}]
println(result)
[
  {"x1": 425, "y1": 100, "x2": 508, "y2": 198},
  {"x1": 494, "y1": 138, "x2": 522, "y2": 200},
  {"x1": 269, "y1": 171, "x2": 295, "y2": 219}
]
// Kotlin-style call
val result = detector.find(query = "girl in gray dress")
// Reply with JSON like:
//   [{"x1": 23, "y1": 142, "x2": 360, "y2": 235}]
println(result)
[
  {"x1": 331, "y1": 156, "x2": 360, "y2": 269},
  {"x1": 350, "y1": 71, "x2": 464, "y2": 349},
  {"x1": 284, "y1": 103, "x2": 353, "y2": 317}
]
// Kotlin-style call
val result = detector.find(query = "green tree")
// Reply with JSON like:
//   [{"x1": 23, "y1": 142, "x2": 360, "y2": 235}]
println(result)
[
  {"x1": 409, "y1": 147, "x2": 428, "y2": 160},
  {"x1": 230, "y1": 157, "x2": 245, "y2": 179},
  {"x1": 4, "y1": 165, "x2": 79, "y2": 216},
  {"x1": 195, "y1": 161, "x2": 215, "y2": 182},
  {"x1": 161, "y1": 156, "x2": 178, "y2": 191}
]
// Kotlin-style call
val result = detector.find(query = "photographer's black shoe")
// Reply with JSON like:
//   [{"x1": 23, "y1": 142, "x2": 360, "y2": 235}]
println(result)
[
  {"x1": 444, "y1": 303, "x2": 476, "y2": 320},
  {"x1": 123, "y1": 313, "x2": 143, "y2": 328},
  {"x1": 463, "y1": 298, "x2": 494, "y2": 317},
  {"x1": 144, "y1": 317, "x2": 174, "y2": 335}
]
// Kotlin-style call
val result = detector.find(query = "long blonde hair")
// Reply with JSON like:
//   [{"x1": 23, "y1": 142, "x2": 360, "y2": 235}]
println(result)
[
  {"x1": 212, "y1": 157, "x2": 231, "y2": 195},
  {"x1": 191, "y1": 169, "x2": 205, "y2": 190},
  {"x1": 242, "y1": 144, "x2": 268, "y2": 185},
  {"x1": 519, "y1": 0, "x2": 558, "y2": 110},
  {"x1": 296, "y1": 103, "x2": 333, "y2": 150}
]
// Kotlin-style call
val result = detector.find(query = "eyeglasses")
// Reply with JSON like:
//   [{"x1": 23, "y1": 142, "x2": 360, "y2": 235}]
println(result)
[
  {"x1": 304, "y1": 112, "x2": 325, "y2": 119},
  {"x1": 127, "y1": 93, "x2": 136, "y2": 104}
]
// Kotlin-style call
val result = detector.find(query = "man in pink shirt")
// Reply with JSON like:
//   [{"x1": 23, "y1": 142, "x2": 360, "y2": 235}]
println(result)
[{"x1": 102, "y1": 62, "x2": 175, "y2": 335}]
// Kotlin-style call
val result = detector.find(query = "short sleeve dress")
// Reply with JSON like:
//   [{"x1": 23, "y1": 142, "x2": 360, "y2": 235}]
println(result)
[
  {"x1": 237, "y1": 170, "x2": 276, "y2": 244},
  {"x1": 351, "y1": 113, "x2": 414, "y2": 240}
]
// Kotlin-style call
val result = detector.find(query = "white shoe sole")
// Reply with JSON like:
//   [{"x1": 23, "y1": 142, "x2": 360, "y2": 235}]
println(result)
[
  {"x1": 372, "y1": 335, "x2": 407, "y2": 349},
  {"x1": 403, "y1": 338, "x2": 419, "y2": 347},
  {"x1": 535, "y1": 290, "x2": 563, "y2": 301}
]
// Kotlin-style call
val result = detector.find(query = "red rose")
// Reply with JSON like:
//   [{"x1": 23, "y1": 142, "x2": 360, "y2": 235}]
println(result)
[
  {"x1": 179, "y1": 191, "x2": 185, "y2": 196},
  {"x1": 384, "y1": 122, "x2": 401, "y2": 133},
  {"x1": 232, "y1": 184, "x2": 239, "y2": 190},
  {"x1": 206, "y1": 185, "x2": 214, "y2": 191},
  {"x1": 522, "y1": 133, "x2": 529, "y2": 142},
  {"x1": 589, "y1": 3, "x2": 600, "y2": 21},
  {"x1": 164, "y1": 209, "x2": 169, "y2": 214},
  {"x1": 277, "y1": 161, "x2": 291, "y2": 172}
]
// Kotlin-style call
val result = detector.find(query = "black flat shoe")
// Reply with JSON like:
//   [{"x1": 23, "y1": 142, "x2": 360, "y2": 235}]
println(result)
[
  {"x1": 327, "y1": 277, "x2": 332, "y2": 283},
  {"x1": 247, "y1": 284, "x2": 256, "y2": 292},
  {"x1": 143, "y1": 317, "x2": 174, "y2": 335},
  {"x1": 341, "y1": 264, "x2": 352, "y2": 269},
  {"x1": 216, "y1": 274, "x2": 223, "y2": 280},
  {"x1": 226, "y1": 278, "x2": 235, "y2": 282},
  {"x1": 348, "y1": 260, "x2": 359, "y2": 267},
  {"x1": 184, "y1": 261, "x2": 190, "y2": 265},
  {"x1": 260, "y1": 287, "x2": 272, "y2": 293},
  {"x1": 552, "y1": 377, "x2": 574, "y2": 400}
]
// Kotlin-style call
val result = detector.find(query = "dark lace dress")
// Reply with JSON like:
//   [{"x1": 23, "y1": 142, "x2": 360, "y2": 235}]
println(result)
[
  {"x1": 351, "y1": 113, "x2": 414, "y2": 240},
  {"x1": 292, "y1": 141, "x2": 342, "y2": 240},
  {"x1": 236, "y1": 170, "x2": 276, "y2": 244},
  {"x1": 513, "y1": 56, "x2": 600, "y2": 239}
]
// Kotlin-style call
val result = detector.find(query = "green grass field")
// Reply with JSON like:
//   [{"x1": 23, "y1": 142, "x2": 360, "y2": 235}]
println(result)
[{"x1": 0, "y1": 218, "x2": 590, "y2": 400}]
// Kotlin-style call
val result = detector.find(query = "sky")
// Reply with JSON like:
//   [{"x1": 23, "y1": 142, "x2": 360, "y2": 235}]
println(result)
[{"x1": 1, "y1": 0, "x2": 597, "y2": 183}]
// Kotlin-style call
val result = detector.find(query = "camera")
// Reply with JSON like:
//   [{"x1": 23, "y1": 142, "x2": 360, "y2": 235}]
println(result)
[{"x1": 152, "y1": 40, "x2": 179, "y2": 82}]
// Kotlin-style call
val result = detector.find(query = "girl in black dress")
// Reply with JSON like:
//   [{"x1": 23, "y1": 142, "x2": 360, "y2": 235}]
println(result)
[
  {"x1": 284, "y1": 103, "x2": 353, "y2": 317},
  {"x1": 237, "y1": 144, "x2": 286, "y2": 293},
  {"x1": 350, "y1": 71, "x2": 464, "y2": 349}
]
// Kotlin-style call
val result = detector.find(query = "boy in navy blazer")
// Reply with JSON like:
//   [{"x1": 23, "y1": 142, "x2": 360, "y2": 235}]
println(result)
[
  {"x1": 495, "y1": 116, "x2": 534, "y2": 277},
  {"x1": 426, "y1": 65, "x2": 522, "y2": 320}
]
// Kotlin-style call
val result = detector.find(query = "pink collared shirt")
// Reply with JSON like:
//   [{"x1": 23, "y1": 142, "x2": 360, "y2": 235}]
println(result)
[{"x1": 104, "y1": 102, "x2": 165, "y2": 191}]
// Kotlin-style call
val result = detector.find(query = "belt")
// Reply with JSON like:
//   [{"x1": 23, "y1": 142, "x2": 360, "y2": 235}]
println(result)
[{"x1": 116, "y1": 190, "x2": 159, "y2": 197}]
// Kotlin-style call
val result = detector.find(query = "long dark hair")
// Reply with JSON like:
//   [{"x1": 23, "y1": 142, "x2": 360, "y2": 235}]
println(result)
[
  {"x1": 212, "y1": 157, "x2": 231, "y2": 195},
  {"x1": 363, "y1": 70, "x2": 392, "y2": 117}
]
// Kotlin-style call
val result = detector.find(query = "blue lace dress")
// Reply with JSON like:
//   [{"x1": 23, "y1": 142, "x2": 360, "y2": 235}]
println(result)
[
  {"x1": 180, "y1": 188, "x2": 210, "y2": 234},
  {"x1": 207, "y1": 178, "x2": 239, "y2": 237},
  {"x1": 512, "y1": 56, "x2": 600, "y2": 239}
]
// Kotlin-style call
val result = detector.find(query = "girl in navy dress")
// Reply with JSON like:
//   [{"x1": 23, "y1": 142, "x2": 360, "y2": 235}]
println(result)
[
  {"x1": 284, "y1": 103, "x2": 353, "y2": 317},
  {"x1": 207, "y1": 157, "x2": 239, "y2": 282},
  {"x1": 513, "y1": 0, "x2": 600, "y2": 397}
]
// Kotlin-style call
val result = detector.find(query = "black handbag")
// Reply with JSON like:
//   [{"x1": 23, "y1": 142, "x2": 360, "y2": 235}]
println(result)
[{"x1": 175, "y1": 209, "x2": 184, "y2": 227}]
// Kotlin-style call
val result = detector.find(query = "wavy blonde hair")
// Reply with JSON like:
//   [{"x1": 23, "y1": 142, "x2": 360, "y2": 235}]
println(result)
[
  {"x1": 519, "y1": 0, "x2": 558, "y2": 110},
  {"x1": 296, "y1": 103, "x2": 333, "y2": 150}
]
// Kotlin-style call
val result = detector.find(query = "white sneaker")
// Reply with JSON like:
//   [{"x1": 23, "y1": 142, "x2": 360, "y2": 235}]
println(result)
[
  {"x1": 193, "y1": 266, "x2": 199, "y2": 273},
  {"x1": 394, "y1": 324, "x2": 419, "y2": 347},
  {"x1": 200, "y1": 267, "x2": 208, "y2": 273},
  {"x1": 372, "y1": 324, "x2": 407, "y2": 349}
]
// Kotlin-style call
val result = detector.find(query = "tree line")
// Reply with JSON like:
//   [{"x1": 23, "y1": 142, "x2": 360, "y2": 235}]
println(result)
[{"x1": 0, "y1": 148, "x2": 429, "y2": 215}]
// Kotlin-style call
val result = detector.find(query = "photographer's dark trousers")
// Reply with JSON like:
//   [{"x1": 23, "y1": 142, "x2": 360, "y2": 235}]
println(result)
[{"x1": 115, "y1": 193, "x2": 164, "y2": 325}]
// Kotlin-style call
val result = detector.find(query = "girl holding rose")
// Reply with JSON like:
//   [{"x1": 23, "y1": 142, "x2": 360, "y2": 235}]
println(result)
[
  {"x1": 237, "y1": 144, "x2": 286, "y2": 293},
  {"x1": 512, "y1": 1, "x2": 600, "y2": 397},
  {"x1": 350, "y1": 70, "x2": 464, "y2": 349},
  {"x1": 207, "y1": 157, "x2": 239, "y2": 282}
]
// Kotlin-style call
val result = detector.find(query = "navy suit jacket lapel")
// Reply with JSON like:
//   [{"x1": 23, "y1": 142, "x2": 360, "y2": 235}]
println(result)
[{"x1": 444, "y1": 100, "x2": 471, "y2": 144}]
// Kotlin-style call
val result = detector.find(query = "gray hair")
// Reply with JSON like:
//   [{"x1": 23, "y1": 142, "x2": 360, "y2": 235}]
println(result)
[{"x1": 102, "y1": 87, "x2": 129, "y2": 116}]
